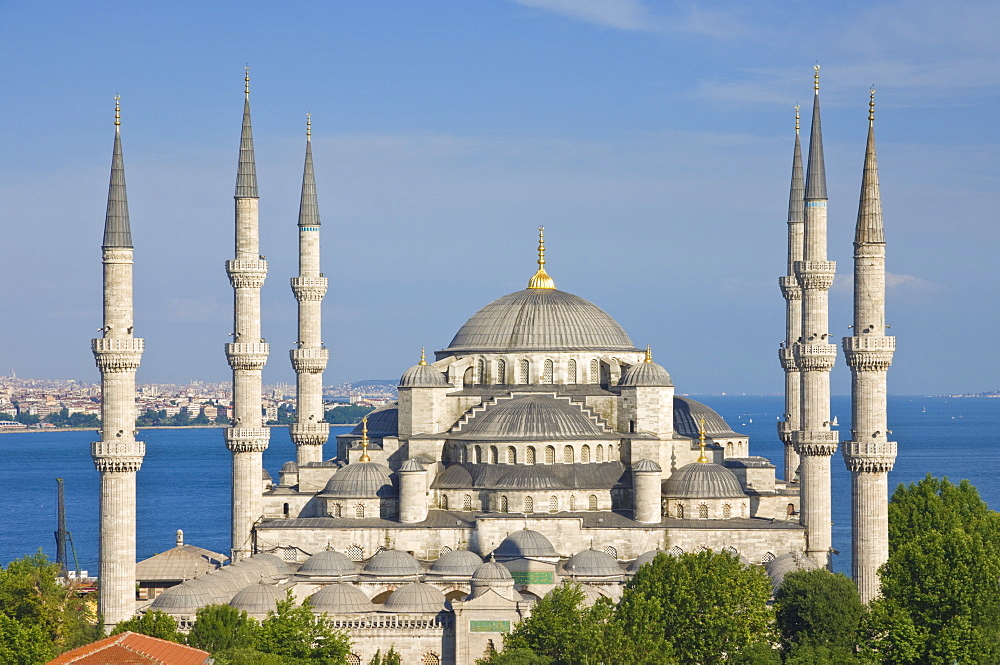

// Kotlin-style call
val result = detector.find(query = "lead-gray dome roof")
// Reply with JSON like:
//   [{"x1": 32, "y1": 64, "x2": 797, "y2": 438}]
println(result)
[
  {"x1": 627, "y1": 550, "x2": 662, "y2": 573},
  {"x1": 321, "y1": 462, "x2": 394, "y2": 498},
  {"x1": 458, "y1": 395, "x2": 612, "y2": 441},
  {"x1": 619, "y1": 360, "x2": 673, "y2": 387},
  {"x1": 149, "y1": 582, "x2": 215, "y2": 614},
  {"x1": 440, "y1": 289, "x2": 639, "y2": 355},
  {"x1": 562, "y1": 549, "x2": 623, "y2": 577},
  {"x1": 362, "y1": 550, "x2": 422, "y2": 576},
  {"x1": 380, "y1": 583, "x2": 446, "y2": 613},
  {"x1": 399, "y1": 363, "x2": 450, "y2": 388},
  {"x1": 673, "y1": 397, "x2": 741, "y2": 438},
  {"x1": 495, "y1": 465, "x2": 565, "y2": 490},
  {"x1": 472, "y1": 560, "x2": 514, "y2": 584},
  {"x1": 495, "y1": 529, "x2": 558, "y2": 559},
  {"x1": 429, "y1": 550, "x2": 483, "y2": 576},
  {"x1": 662, "y1": 463, "x2": 745, "y2": 499},
  {"x1": 349, "y1": 403, "x2": 398, "y2": 437},
  {"x1": 229, "y1": 582, "x2": 285, "y2": 616},
  {"x1": 308, "y1": 584, "x2": 374, "y2": 614},
  {"x1": 765, "y1": 552, "x2": 819, "y2": 591},
  {"x1": 298, "y1": 549, "x2": 357, "y2": 577}
]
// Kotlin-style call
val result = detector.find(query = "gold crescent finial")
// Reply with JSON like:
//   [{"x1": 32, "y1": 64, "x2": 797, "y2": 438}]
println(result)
[
  {"x1": 359, "y1": 416, "x2": 370, "y2": 462},
  {"x1": 527, "y1": 226, "x2": 556, "y2": 289},
  {"x1": 419, "y1": 347, "x2": 427, "y2": 366},
  {"x1": 697, "y1": 417, "x2": 708, "y2": 463},
  {"x1": 813, "y1": 64, "x2": 820, "y2": 93},
  {"x1": 306, "y1": 113, "x2": 311, "y2": 139},
  {"x1": 795, "y1": 104, "x2": 800, "y2": 134},
  {"x1": 114, "y1": 94, "x2": 121, "y2": 128},
  {"x1": 644, "y1": 345, "x2": 653, "y2": 363},
  {"x1": 244, "y1": 66, "x2": 250, "y2": 97},
  {"x1": 868, "y1": 87, "x2": 876, "y2": 126}
]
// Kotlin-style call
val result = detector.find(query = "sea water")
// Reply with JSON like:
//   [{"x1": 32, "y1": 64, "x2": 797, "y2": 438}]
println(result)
[{"x1": 2, "y1": 395, "x2": 998, "y2": 577}]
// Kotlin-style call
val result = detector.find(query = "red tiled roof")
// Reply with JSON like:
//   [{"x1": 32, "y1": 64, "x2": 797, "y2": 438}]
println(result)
[{"x1": 47, "y1": 631, "x2": 211, "y2": 664}]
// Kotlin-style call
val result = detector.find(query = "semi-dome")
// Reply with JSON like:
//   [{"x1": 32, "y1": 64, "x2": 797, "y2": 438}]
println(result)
[
  {"x1": 494, "y1": 529, "x2": 558, "y2": 559},
  {"x1": 298, "y1": 549, "x2": 357, "y2": 577},
  {"x1": 308, "y1": 584, "x2": 374, "y2": 614},
  {"x1": 399, "y1": 458, "x2": 426, "y2": 473},
  {"x1": 459, "y1": 395, "x2": 611, "y2": 441},
  {"x1": 229, "y1": 581, "x2": 285, "y2": 617},
  {"x1": 662, "y1": 463, "x2": 745, "y2": 499},
  {"x1": 399, "y1": 361, "x2": 449, "y2": 388},
  {"x1": 562, "y1": 549, "x2": 622, "y2": 577},
  {"x1": 429, "y1": 550, "x2": 483, "y2": 576},
  {"x1": 673, "y1": 397, "x2": 741, "y2": 439},
  {"x1": 619, "y1": 357, "x2": 673, "y2": 387},
  {"x1": 349, "y1": 403, "x2": 398, "y2": 438},
  {"x1": 149, "y1": 581, "x2": 215, "y2": 614},
  {"x1": 764, "y1": 552, "x2": 819, "y2": 591},
  {"x1": 440, "y1": 289, "x2": 639, "y2": 355},
  {"x1": 632, "y1": 459, "x2": 662, "y2": 473},
  {"x1": 380, "y1": 582, "x2": 446, "y2": 614},
  {"x1": 321, "y1": 462, "x2": 394, "y2": 498},
  {"x1": 362, "y1": 550, "x2": 422, "y2": 576}
]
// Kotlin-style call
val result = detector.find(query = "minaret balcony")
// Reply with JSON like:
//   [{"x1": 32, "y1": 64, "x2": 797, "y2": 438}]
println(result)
[
  {"x1": 290, "y1": 347, "x2": 329, "y2": 372},
  {"x1": 794, "y1": 260, "x2": 837, "y2": 290},
  {"x1": 843, "y1": 336, "x2": 895, "y2": 371},
  {"x1": 92, "y1": 337, "x2": 144, "y2": 372},
  {"x1": 793, "y1": 343, "x2": 837, "y2": 371},
  {"x1": 777, "y1": 420, "x2": 796, "y2": 442},
  {"x1": 92, "y1": 440, "x2": 145, "y2": 473},
  {"x1": 226, "y1": 259, "x2": 268, "y2": 289},
  {"x1": 777, "y1": 347, "x2": 798, "y2": 370},
  {"x1": 843, "y1": 440, "x2": 897, "y2": 473},
  {"x1": 778, "y1": 276, "x2": 802, "y2": 299},
  {"x1": 226, "y1": 342, "x2": 269, "y2": 371},
  {"x1": 290, "y1": 422, "x2": 330, "y2": 446},
  {"x1": 225, "y1": 427, "x2": 270, "y2": 453},
  {"x1": 291, "y1": 276, "x2": 328, "y2": 301},
  {"x1": 791, "y1": 430, "x2": 839, "y2": 456}
]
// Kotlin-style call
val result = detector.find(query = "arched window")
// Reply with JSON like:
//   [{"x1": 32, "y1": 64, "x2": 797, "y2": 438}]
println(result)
[
  {"x1": 549, "y1": 496, "x2": 558, "y2": 512},
  {"x1": 422, "y1": 653, "x2": 441, "y2": 665},
  {"x1": 463, "y1": 494, "x2": 472, "y2": 511},
  {"x1": 476, "y1": 359, "x2": 485, "y2": 384},
  {"x1": 596, "y1": 445, "x2": 604, "y2": 462},
  {"x1": 669, "y1": 546, "x2": 684, "y2": 556},
  {"x1": 519, "y1": 359, "x2": 530, "y2": 383},
  {"x1": 489, "y1": 446, "x2": 499, "y2": 464},
  {"x1": 333, "y1": 503, "x2": 342, "y2": 518},
  {"x1": 441, "y1": 495, "x2": 449, "y2": 510},
  {"x1": 524, "y1": 496, "x2": 534, "y2": 513},
  {"x1": 568, "y1": 359, "x2": 577, "y2": 384},
  {"x1": 506, "y1": 446, "x2": 516, "y2": 464},
  {"x1": 347, "y1": 544, "x2": 364, "y2": 561},
  {"x1": 588, "y1": 495, "x2": 598, "y2": 511},
  {"x1": 347, "y1": 655, "x2": 362, "y2": 665},
  {"x1": 500, "y1": 495, "x2": 509, "y2": 512},
  {"x1": 762, "y1": 552, "x2": 776, "y2": 563},
  {"x1": 570, "y1": 496, "x2": 576, "y2": 511},
  {"x1": 282, "y1": 503, "x2": 289, "y2": 518},
  {"x1": 563, "y1": 445, "x2": 574, "y2": 464},
  {"x1": 698, "y1": 504, "x2": 709, "y2": 519},
  {"x1": 355, "y1": 504, "x2": 365, "y2": 518},
  {"x1": 726, "y1": 442, "x2": 733, "y2": 456},
  {"x1": 723, "y1": 546, "x2": 738, "y2": 557},
  {"x1": 581, "y1": 445, "x2": 591, "y2": 463},
  {"x1": 603, "y1": 546, "x2": 617, "y2": 559},
  {"x1": 787, "y1": 503, "x2": 795, "y2": 517},
  {"x1": 722, "y1": 503, "x2": 731, "y2": 519},
  {"x1": 526, "y1": 446, "x2": 536, "y2": 465},
  {"x1": 542, "y1": 359, "x2": 554, "y2": 383},
  {"x1": 545, "y1": 446, "x2": 555, "y2": 464},
  {"x1": 676, "y1": 504, "x2": 684, "y2": 519},
  {"x1": 496, "y1": 359, "x2": 506, "y2": 383},
  {"x1": 590, "y1": 359, "x2": 600, "y2": 384}
]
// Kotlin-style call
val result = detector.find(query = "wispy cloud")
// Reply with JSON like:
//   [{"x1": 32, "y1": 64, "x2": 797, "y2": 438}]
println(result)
[
  {"x1": 833, "y1": 272, "x2": 944, "y2": 295},
  {"x1": 511, "y1": 0, "x2": 651, "y2": 31}
]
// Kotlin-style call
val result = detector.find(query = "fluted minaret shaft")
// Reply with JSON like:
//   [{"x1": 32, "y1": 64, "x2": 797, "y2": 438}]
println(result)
[
  {"x1": 225, "y1": 76, "x2": 269, "y2": 561},
  {"x1": 92, "y1": 101, "x2": 144, "y2": 629},
  {"x1": 843, "y1": 97, "x2": 896, "y2": 603},
  {"x1": 290, "y1": 121, "x2": 329, "y2": 465},
  {"x1": 793, "y1": 70, "x2": 838, "y2": 568},
  {"x1": 778, "y1": 112, "x2": 805, "y2": 482}
]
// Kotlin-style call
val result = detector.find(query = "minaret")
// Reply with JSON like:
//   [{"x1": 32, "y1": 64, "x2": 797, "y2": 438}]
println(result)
[
  {"x1": 778, "y1": 105, "x2": 805, "y2": 483},
  {"x1": 289, "y1": 114, "x2": 330, "y2": 466},
  {"x1": 92, "y1": 96, "x2": 145, "y2": 629},
  {"x1": 224, "y1": 69, "x2": 270, "y2": 560},
  {"x1": 792, "y1": 66, "x2": 838, "y2": 568},
  {"x1": 842, "y1": 90, "x2": 896, "y2": 603}
]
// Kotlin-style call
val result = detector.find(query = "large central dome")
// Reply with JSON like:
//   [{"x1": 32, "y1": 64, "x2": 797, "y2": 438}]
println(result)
[{"x1": 440, "y1": 289, "x2": 638, "y2": 355}]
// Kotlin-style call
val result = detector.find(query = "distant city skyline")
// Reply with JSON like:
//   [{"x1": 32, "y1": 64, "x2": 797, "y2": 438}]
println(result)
[{"x1": 1, "y1": 1, "x2": 998, "y2": 395}]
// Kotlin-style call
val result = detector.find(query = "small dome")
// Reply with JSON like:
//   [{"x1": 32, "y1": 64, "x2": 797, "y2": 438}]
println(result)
[
  {"x1": 495, "y1": 529, "x2": 558, "y2": 559},
  {"x1": 349, "y1": 403, "x2": 398, "y2": 437},
  {"x1": 765, "y1": 552, "x2": 819, "y2": 591},
  {"x1": 308, "y1": 584, "x2": 374, "y2": 614},
  {"x1": 380, "y1": 582, "x2": 446, "y2": 614},
  {"x1": 281, "y1": 461, "x2": 299, "y2": 473},
  {"x1": 562, "y1": 549, "x2": 622, "y2": 577},
  {"x1": 673, "y1": 397, "x2": 741, "y2": 438},
  {"x1": 662, "y1": 463, "x2": 745, "y2": 499},
  {"x1": 298, "y1": 549, "x2": 357, "y2": 577},
  {"x1": 632, "y1": 459, "x2": 662, "y2": 473},
  {"x1": 460, "y1": 395, "x2": 610, "y2": 441},
  {"x1": 429, "y1": 550, "x2": 483, "y2": 576},
  {"x1": 262, "y1": 469, "x2": 273, "y2": 481},
  {"x1": 494, "y1": 465, "x2": 565, "y2": 490},
  {"x1": 399, "y1": 363, "x2": 449, "y2": 388},
  {"x1": 229, "y1": 582, "x2": 285, "y2": 617},
  {"x1": 321, "y1": 462, "x2": 394, "y2": 498},
  {"x1": 472, "y1": 560, "x2": 514, "y2": 584},
  {"x1": 399, "y1": 458, "x2": 426, "y2": 472},
  {"x1": 249, "y1": 553, "x2": 293, "y2": 574},
  {"x1": 362, "y1": 550, "x2": 422, "y2": 576},
  {"x1": 619, "y1": 360, "x2": 672, "y2": 387},
  {"x1": 149, "y1": 582, "x2": 215, "y2": 614},
  {"x1": 627, "y1": 550, "x2": 662, "y2": 573}
]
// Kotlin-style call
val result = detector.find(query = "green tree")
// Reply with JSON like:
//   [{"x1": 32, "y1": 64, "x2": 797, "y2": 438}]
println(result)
[
  {"x1": 323, "y1": 405, "x2": 375, "y2": 424},
  {"x1": 0, "y1": 613, "x2": 56, "y2": 665},
  {"x1": 783, "y1": 644, "x2": 860, "y2": 664},
  {"x1": 613, "y1": 550, "x2": 774, "y2": 665},
  {"x1": 478, "y1": 648, "x2": 552, "y2": 665},
  {"x1": 253, "y1": 591, "x2": 351, "y2": 661},
  {"x1": 187, "y1": 604, "x2": 257, "y2": 652},
  {"x1": 774, "y1": 569, "x2": 863, "y2": 652},
  {"x1": 211, "y1": 647, "x2": 300, "y2": 665},
  {"x1": 368, "y1": 647, "x2": 403, "y2": 665},
  {"x1": 191, "y1": 408, "x2": 212, "y2": 425},
  {"x1": 112, "y1": 610, "x2": 183, "y2": 642}
]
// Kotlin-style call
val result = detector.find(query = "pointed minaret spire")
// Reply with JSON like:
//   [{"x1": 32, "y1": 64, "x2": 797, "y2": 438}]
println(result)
[
  {"x1": 103, "y1": 95, "x2": 132, "y2": 248},
  {"x1": 298, "y1": 114, "x2": 320, "y2": 228},
  {"x1": 235, "y1": 67, "x2": 258, "y2": 198},
  {"x1": 856, "y1": 89, "x2": 884, "y2": 245},
  {"x1": 804, "y1": 65, "x2": 827, "y2": 201}
]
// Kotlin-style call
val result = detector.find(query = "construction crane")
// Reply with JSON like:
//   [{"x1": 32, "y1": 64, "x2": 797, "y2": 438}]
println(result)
[{"x1": 54, "y1": 478, "x2": 81, "y2": 579}]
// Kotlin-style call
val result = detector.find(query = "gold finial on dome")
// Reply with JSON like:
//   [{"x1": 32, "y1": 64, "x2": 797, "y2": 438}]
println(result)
[
  {"x1": 697, "y1": 418, "x2": 708, "y2": 463},
  {"x1": 795, "y1": 104, "x2": 800, "y2": 134},
  {"x1": 527, "y1": 226, "x2": 556, "y2": 290},
  {"x1": 114, "y1": 94, "x2": 121, "y2": 129},
  {"x1": 359, "y1": 416, "x2": 371, "y2": 462},
  {"x1": 813, "y1": 64, "x2": 820, "y2": 93},
  {"x1": 644, "y1": 345, "x2": 653, "y2": 363},
  {"x1": 244, "y1": 66, "x2": 251, "y2": 97},
  {"x1": 868, "y1": 87, "x2": 876, "y2": 126},
  {"x1": 419, "y1": 347, "x2": 427, "y2": 366}
]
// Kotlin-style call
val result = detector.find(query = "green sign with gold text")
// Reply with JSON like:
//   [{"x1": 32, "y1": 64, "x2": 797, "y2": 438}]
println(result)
[
  {"x1": 510, "y1": 571, "x2": 555, "y2": 585},
  {"x1": 470, "y1": 620, "x2": 511, "y2": 633}
]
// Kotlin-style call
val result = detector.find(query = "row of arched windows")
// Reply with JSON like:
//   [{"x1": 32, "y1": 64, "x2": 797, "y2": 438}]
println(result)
[
  {"x1": 471, "y1": 443, "x2": 616, "y2": 465},
  {"x1": 671, "y1": 502, "x2": 744, "y2": 519},
  {"x1": 440, "y1": 494, "x2": 475, "y2": 511},
  {"x1": 470, "y1": 357, "x2": 603, "y2": 385},
  {"x1": 499, "y1": 494, "x2": 599, "y2": 513}
]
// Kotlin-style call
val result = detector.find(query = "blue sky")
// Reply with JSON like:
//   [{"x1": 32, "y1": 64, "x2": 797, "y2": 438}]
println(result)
[{"x1": 1, "y1": 0, "x2": 997, "y2": 395}]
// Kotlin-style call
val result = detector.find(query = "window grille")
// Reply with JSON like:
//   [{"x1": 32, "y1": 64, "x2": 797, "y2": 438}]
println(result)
[
  {"x1": 500, "y1": 496, "x2": 509, "y2": 513},
  {"x1": 507, "y1": 446, "x2": 516, "y2": 464},
  {"x1": 490, "y1": 446, "x2": 499, "y2": 464},
  {"x1": 564, "y1": 445, "x2": 574, "y2": 463},
  {"x1": 722, "y1": 504, "x2": 731, "y2": 519},
  {"x1": 596, "y1": 445, "x2": 604, "y2": 462},
  {"x1": 524, "y1": 496, "x2": 534, "y2": 513},
  {"x1": 347, "y1": 655, "x2": 361, "y2": 665},
  {"x1": 698, "y1": 504, "x2": 709, "y2": 519},
  {"x1": 333, "y1": 503, "x2": 342, "y2": 518},
  {"x1": 519, "y1": 359, "x2": 530, "y2": 383},
  {"x1": 545, "y1": 446, "x2": 555, "y2": 464},
  {"x1": 676, "y1": 504, "x2": 684, "y2": 519},
  {"x1": 762, "y1": 552, "x2": 775, "y2": 563},
  {"x1": 347, "y1": 544, "x2": 364, "y2": 561},
  {"x1": 581, "y1": 445, "x2": 591, "y2": 463},
  {"x1": 669, "y1": 546, "x2": 684, "y2": 556},
  {"x1": 588, "y1": 495, "x2": 598, "y2": 511},
  {"x1": 476, "y1": 359, "x2": 485, "y2": 384},
  {"x1": 542, "y1": 359, "x2": 553, "y2": 383},
  {"x1": 463, "y1": 494, "x2": 472, "y2": 511},
  {"x1": 355, "y1": 504, "x2": 365, "y2": 518},
  {"x1": 570, "y1": 496, "x2": 576, "y2": 511},
  {"x1": 475, "y1": 446, "x2": 482, "y2": 464},
  {"x1": 422, "y1": 653, "x2": 441, "y2": 665},
  {"x1": 441, "y1": 495, "x2": 449, "y2": 510},
  {"x1": 549, "y1": 496, "x2": 558, "y2": 512},
  {"x1": 496, "y1": 359, "x2": 506, "y2": 383},
  {"x1": 590, "y1": 359, "x2": 600, "y2": 383},
  {"x1": 526, "y1": 447, "x2": 536, "y2": 464},
  {"x1": 603, "y1": 546, "x2": 617, "y2": 559},
  {"x1": 568, "y1": 359, "x2": 577, "y2": 384}
]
